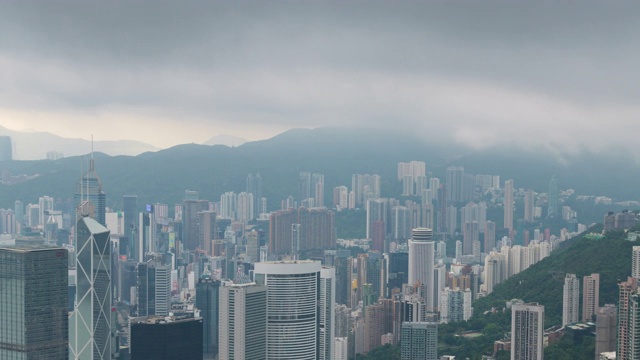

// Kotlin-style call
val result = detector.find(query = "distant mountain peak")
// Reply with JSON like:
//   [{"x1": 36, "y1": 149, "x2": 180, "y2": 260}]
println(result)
[{"x1": 203, "y1": 134, "x2": 247, "y2": 147}]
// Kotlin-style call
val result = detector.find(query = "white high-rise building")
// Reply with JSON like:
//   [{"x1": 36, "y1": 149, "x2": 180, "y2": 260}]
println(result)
[
  {"x1": 511, "y1": 303, "x2": 544, "y2": 360},
  {"x1": 632, "y1": 246, "x2": 640, "y2": 281},
  {"x1": 400, "y1": 322, "x2": 438, "y2": 360},
  {"x1": 583, "y1": 273, "x2": 600, "y2": 322},
  {"x1": 439, "y1": 288, "x2": 473, "y2": 323},
  {"x1": 320, "y1": 267, "x2": 336, "y2": 360},
  {"x1": 334, "y1": 337, "x2": 348, "y2": 360},
  {"x1": 70, "y1": 216, "x2": 113, "y2": 360},
  {"x1": 219, "y1": 282, "x2": 267, "y2": 360},
  {"x1": 254, "y1": 261, "x2": 321, "y2": 360},
  {"x1": 563, "y1": 273, "x2": 580, "y2": 326},
  {"x1": 408, "y1": 228, "x2": 435, "y2": 311},
  {"x1": 524, "y1": 189, "x2": 535, "y2": 223}
]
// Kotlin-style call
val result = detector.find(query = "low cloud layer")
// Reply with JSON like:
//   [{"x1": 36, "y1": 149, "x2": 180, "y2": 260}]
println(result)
[{"x1": 1, "y1": 1, "x2": 639, "y2": 150}]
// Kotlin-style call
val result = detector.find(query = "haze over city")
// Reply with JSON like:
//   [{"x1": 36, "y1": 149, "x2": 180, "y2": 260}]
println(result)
[
  {"x1": 2, "y1": 2, "x2": 640, "y2": 360},
  {"x1": 1, "y1": 1, "x2": 640, "y2": 152}
]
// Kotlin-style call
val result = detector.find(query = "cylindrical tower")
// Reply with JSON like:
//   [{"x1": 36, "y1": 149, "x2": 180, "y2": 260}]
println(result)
[
  {"x1": 254, "y1": 260, "x2": 321, "y2": 360},
  {"x1": 408, "y1": 228, "x2": 435, "y2": 311}
]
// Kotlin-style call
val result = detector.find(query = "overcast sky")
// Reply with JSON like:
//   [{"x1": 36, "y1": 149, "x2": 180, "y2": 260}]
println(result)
[{"x1": 1, "y1": 1, "x2": 639, "y2": 151}]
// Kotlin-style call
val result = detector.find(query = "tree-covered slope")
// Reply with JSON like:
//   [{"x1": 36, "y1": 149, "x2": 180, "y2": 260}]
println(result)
[{"x1": 474, "y1": 226, "x2": 632, "y2": 327}]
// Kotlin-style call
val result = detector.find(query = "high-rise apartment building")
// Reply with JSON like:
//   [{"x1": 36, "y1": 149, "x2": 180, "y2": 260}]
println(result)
[
  {"x1": 196, "y1": 272, "x2": 220, "y2": 357},
  {"x1": 445, "y1": 166, "x2": 464, "y2": 204},
  {"x1": 633, "y1": 246, "x2": 640, "y2": 281},
  {"x1": 269, "y1": 207, "x2": 336, "y2": 255},
  {"x1": 563, "y1": 273, "x2": 580, "y2": 326},
  {"x1": 596, "y1": 304, "x2": 617, "y2": 358},
  {"x1": 70, "y1": 216, "x2": 113, "y2": 360},
  {"x1": 583, "y1": 273, "x2": 600, "y2": 322},
  {"x1": 0, "y1": 246, "x2": 68, "y2": 360},
  {"x1": 511, "y1": 303, "x2": 544, "y2": 360},
  {"x1": 400, "y1": 322, "x2": 438, "y2": 360},
  {"x1": 439, "y1": 288, "x2": 473, "y2": 324},
  {"x1": 548, "y1": 176, "x2": 558, "y2": 219},
  {"x1": 218, "y1": 282, "x2": 267, "y2": 360},
  {"x1": 254, "y1": 261, "x2": 321, "y2": 360},
  {"x1": 408, "y1": 228, "x2": 435, "y2": 311},
  {"x1": 503, "y1": 180, "x2": 514, "y2": 231},
  {"x1": 366, "y1": 198, "x2": 387, "y2": 240},
  {"x1": 524, "y1": 189, "x2": 535, "y2": 223},
  {"x1": 617, "y1": 277, "x2": 639, "y2": 360},
  {"x1": 485, "y1": 221, "x2": 496, "y2": 253}
]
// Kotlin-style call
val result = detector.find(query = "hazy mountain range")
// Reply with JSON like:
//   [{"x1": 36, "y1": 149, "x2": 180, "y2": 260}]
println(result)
[
  {"x1": 0, "y1": 124, "x2": 249, "y2": 159},
  {"x1": 0, "y1": 127, "x2": 638, "y2": 210}
]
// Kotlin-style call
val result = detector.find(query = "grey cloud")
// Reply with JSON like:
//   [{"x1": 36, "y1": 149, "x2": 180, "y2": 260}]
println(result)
[{"x1": 0, "y1": 1, "x2": 639, "y2": 149}]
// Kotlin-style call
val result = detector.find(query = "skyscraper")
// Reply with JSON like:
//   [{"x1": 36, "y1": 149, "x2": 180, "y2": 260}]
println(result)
[
  {"x1": 70, "y1": 216, "x2": 113, "y2": 360},
  {"x1": 366, "y1": 198, "x2": 387, "y2": 240},
  {"x1": 219, "y1": 282, "x2": 267, "y2": 360},
  {"x1": 511, "y1": 303, "x2": 544, "y2": 360},
  {"x1": 439, "y1": 288, "x2": 473, "y2": 324},
  {"x1": 246, "y1": 173, "x2": 263, "y2": 217},
  {"x1": 583, "y1": 273, "x2": 600, "y2": 322},
  {"x1": 320, "y1": 267, "x2": 336, "y2": 360},
  {"x1": 182, "y1": 194, "x2": 209, "y2": 251},
  {"x1": 524, "y1": 189, "x2": 535, "y2": 223},
  {"x1": 400, "y1": 322, "x2": 438, "y2": 360},
  {"x1": 485, "y1": 221, "x2": 496, "y2": 253},
  {"x1": 130, "y1": 315, "x2": 203, "y2": 360},
  {"x1": 617, "y1": 277, "x2": 639, "y2": 360},
  {"x1": 75, "y1": 155, "x2": 106, "y2": 226},
  {"x1": 596, "y1": 304, "x2": 617, "y2": 358},
  {"x1": 563, "y1": 273, "x2": 580, "y2": 326},
  {"x1": 136, "y1": 260, "x2": 171, "y2": 316},
  {"x1": 547, "y1": 176, "x2": 558, "y2": 219},
  {"x1": 122, "y1": 195, "x2": 137, "y2": 258},
  {"x1": 254, "y1": 260, "x2": 321, "y2": 360},
  {"x1": 198, "y1": 210, "x2": 217, "y2": 255},
  {"x1": 408, "y1": 228, "x2": 435, "y2": 311},
  {"x1": 445, "y1": 166, "x2": 464, "y2": 204},
  {"x1": 632, "y1": 246, "x2": 640, "y2": 281},
  {"x1": 196, "y1": 272, "x2": 221, "y2": 357},
  {"x1": 0, "y1": 246, "x2": 68, "y2": 359},
  {"x1": 299, "y1": 171, "x2": 312, "y2": 204},
  {"x1": 503, "y1": 179, "x2": 514, "y2": 231}
]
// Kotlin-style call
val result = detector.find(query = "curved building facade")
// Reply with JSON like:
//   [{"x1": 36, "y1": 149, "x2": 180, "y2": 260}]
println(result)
[
  {"x1": 408, "y1": 228, "x2": 435, "y2": 311},
  {"x1": 254, "y1": 261, "x2": 321, "y2": 360}
]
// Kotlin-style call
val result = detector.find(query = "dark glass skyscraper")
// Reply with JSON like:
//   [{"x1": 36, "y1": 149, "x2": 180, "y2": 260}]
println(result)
[
  {"x1": 123, "y1": 195, "x2": 137, "y2": 258},
  {"x1": 246, "y1": 173, "x2": 263, "y2": 217},
  {"x1": 0, "y1": 246, "x2": 68, "y2": 359},
  {"x1": 196, "y1": 273, "x2": 221, "y2": 357},
  {"x1": 130, "y1": 315, "x2": 203, "y2": 360}
]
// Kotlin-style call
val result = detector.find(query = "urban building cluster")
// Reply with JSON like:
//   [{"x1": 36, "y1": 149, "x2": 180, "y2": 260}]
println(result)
[{"x1": 0, "y1": 156, "x2": 629, "y2": 360}]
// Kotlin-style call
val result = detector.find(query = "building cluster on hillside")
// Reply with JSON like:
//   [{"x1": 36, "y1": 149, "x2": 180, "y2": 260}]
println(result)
[{"x1": 2, "y1": 157, "x2": 638, "y2": 360}]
